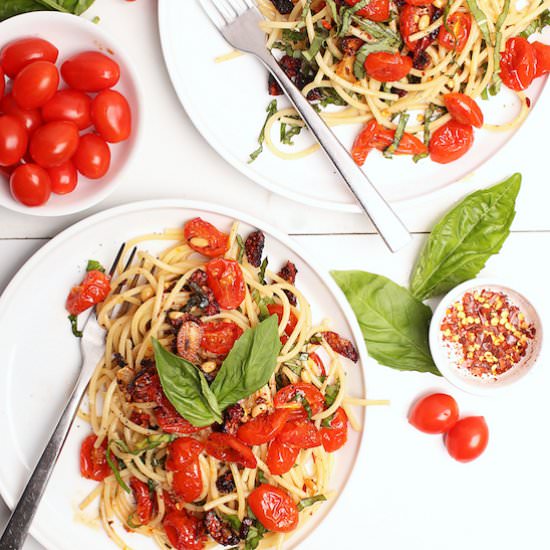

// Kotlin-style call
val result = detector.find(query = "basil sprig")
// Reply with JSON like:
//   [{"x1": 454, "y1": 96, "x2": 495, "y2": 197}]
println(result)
[{"x1": 0, "y1": 0, "x2": 95, "y2": 21}]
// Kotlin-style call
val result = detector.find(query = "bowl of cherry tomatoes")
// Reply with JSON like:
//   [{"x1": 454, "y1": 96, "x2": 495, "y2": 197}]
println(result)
[{"x1": 0, "y1": 11, "x2": 141, "y2": 216}]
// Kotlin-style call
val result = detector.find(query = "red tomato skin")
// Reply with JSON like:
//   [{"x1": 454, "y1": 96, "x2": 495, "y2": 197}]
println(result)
[
  {"x1": 429, "y1": 120, "x2": 474, "y2": 164},
  {"x1": 408, "y1": 393, "x2": 459, "y2": 434},
  {"x1": 204, "y1": 433, "x2": 257, "y2": 469},
  {"x1": 155, "y1": 396, "x2": 206, "y2": 435},
  {"x1": 66, "y1": 270, "x2": 111, "y2": 316},
  {"x1": 205, "y1": 258, "x2": 246, "y2": 310},
  {"x1": 184, "y1": 217, "x2": 230, "y2": 258},
  {"x1": 130, "y1": 477, "x2": 155, "y2": 525},
  {"x1": 0, "y1": 94, "x2": 42, "y2": 136},
  {"x1": 72, "y1": 133, "x2": 111, "y2": 179},
  {"x1": 248, "y1": 484, "x2": 299, "y2": 533},
  {"x1": 274, "y1": 382, "x2": 326, "y2": 421},
  {"x1": 372, "y1": 127, "x2": 427, "y2": 155},
  {"x1": 0, "y1": 38, "x2": 58, "y2": 79},
  {"x1": 364, "y1": 52, "x2": 412, "y2": 82},
  {"x1": 48, "y1": 161, "x2": 78, "y2": 195},
  {"x1": 438, "y1": 12, "x2": 472, "y2": 52},
  {"x1": 278, "y1": 420, "x2": 322, "y2": 449},
  {"x1": 237, "y1": 409, "x2": 291, "y2": 446},
  {"x1": 165, "y1": 437, "x2": 205, "y2": 472},
  {"x1": 404, "y1": 0, "x2": 433, "y2": 5},
  {"x1": 80, "y1": 434, "x2": 111, "y2": 481},
  {"x1": 0, "y1": 115, "x2": 28, "y2": 166},
  {"x1": 443, "y1": 93, "x2": 484, "y2": 128},
  {"x1": 172, "y1": 462, "x2": 203, "y2": 503},
  {"x1": 201, "y1": 320, "x2": 243, "y2": 355},
  {"x1": 351, "y1": 119, "x2": 378, "y2": 166},
  {"x1": 90, "y1": 89, "x2": 132, "y2": 143},
  {"x1": 12, "y1": 61, "x2": 59, "y2": 110},
  {"x1": 61, "y1": 51, "x2": 120, "y2": 92},
  {"x1": 344, "y1": 0, "x2": 390, "y2": 21},
  {"x1": 532, "y1": 41, "x2": 550, "y2": 78},
  {"x1": 267, "y1": 303, "x2": 298, "y2": 337},
  {"x1": 10, "y1": 163, "x2": 51, "y2": 206},
  {"x1": 400, "y1": 5, "x2": 430, "y2": 50},
  {"x1": 266, "y1": 439, "x2": 300, "y2": 475},
  {"x1": 445, "y1": 416, "x2": 489, "y2": 462},
  {"x1": 320, "y1": 407, "x2": 349, "y2": 452},
  {"x1": 163, "y1": 510, "x2": 206, "y2": 550},
  {"x1": 500, "y1": 37, "x2": 536, "y2": 91},
  {"x1": 0, "y1": 67, "x2": 4, "y2": 99},
  {"x1": 30, "y1": 120, "x2": 79, "y2": 168},
  {"x1": 42, "y1": 89, "x2": 92, "y2": 130}
]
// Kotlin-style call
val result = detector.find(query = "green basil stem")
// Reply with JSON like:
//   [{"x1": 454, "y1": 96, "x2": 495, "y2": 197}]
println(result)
[
  {"x1": 106, "y1": 442, "x2": 131, "y2": 493},
  {"x1": 68, "y1": 314, "x2": 83, "y2": 338}
]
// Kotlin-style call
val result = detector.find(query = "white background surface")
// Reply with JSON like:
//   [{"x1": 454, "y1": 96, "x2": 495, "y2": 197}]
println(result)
[{"x1": 0, "y1": 1, "x2": 549, "y2": 549}]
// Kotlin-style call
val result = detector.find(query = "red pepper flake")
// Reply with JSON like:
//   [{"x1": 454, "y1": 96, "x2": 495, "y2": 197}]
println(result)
[
  {"x1": 526, "y1": 97, "x2": 531, "y2": 108},
  {"x1": 440, "y1": 289, "x2": 535, "y2": 378},
  {"x1": 321, "y1": 20, "x2": 332, "y2": 30}
]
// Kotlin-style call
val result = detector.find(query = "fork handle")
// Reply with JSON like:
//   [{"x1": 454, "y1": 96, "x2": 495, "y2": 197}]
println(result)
[{"x1": 258, "y1": 53, "x2": 411, "y2": 252}]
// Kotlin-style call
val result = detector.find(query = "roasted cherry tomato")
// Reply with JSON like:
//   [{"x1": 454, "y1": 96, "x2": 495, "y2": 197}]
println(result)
[
  {"x1": 274, "y1": 382, "x2": 326, "y2": 420},
  {"x1": 400, "y1": 5, "x2": 431, "y2": 50},
  {"x1": 42, "y1": 89, "x2": 92, "y2": 130},
  {"x1": 61, "y1": 51, "x2": 120, "y2": 92},
  {"x1": 533, "y1": 41, "x2": 550, "y2": 78},
  {"x1": 163, "y1": 510, "x2": 206, "y2": 550},
  {"x1": 172, "y1": 461, "x2": 203, "y2": 503},
  {"x1": 278, "y1": 420, "x2": 321, "y2": 449},
  {"x1": 66, "y1": 269, "x2": 111, "y2": 316},
  {"x1": 237, "y1": 409, "x2": 291, "y2": 446},
  {"x1": 201, "y1": 320, "x2": 243, "y2": 355},
  {"x1": 130, "y1": 477, "x2": 155, "y2": 525},
  {"x1": 320, "y1": 407, "x2": 348, "y2": 452},
  {"x1": 205, "y1": 433, "x2": 257, "y2": 468},
  {"x1": 371, "y1": 127, "x2": 427, "y2": 155},
  {"x1": 10, "y1": 163, "x2": 51, "y2": 206},
  {"x1": 351, "y1": 119, "x2": 378, "y2": 166},
  {"x1": 344, "y1": 0, "x2": 390, "y2": 20},
  {"x1": 266, "y1": 303, "x2": 298, "y2": 337},
  {"x1": 91, "y1": 89, "x2": 132, "y2": 143},
  {"x1": 0, "y1": 38, "x2": 58, "y2": 79},
  {"x1": 0, "y1": 114, "x2": 28, "y2": 166},
  {"x1": 438, "y1": 12, "x2": 472, "y2": 52},
  {"x1": 408, "y1": 393, "x2": 459, "y2": 434},
  {"x1": 0, "y1": 93, "x2": 42, "y2": 136},
  {"x1": 184, "y1": 217, "x2": 229, "y2": 258},
  {"x1": 48, "y1": 161, "x2": 78, "y2": 195},
  {"x1": 266, "y1": 438, "x2": 300, "y2": 475},
  {"x1": 30, "y1": 120, "x2": 79, "y2": 168},
  {"x1": 72, "y1": 133, "x2": 111, "y2": 179},
  {"x1": 443, "y1": 93, "x2": 484, "y2": 128},
  {"x1": 80, "y1": 434, "x2": 111, "y2": 481},
  {"x1": 12, "y1": 61, "x2": 59, "y2": 110},
  {"x1": 166, "y1": 437, "x2": 205, "y2": 472},
  {"x1": 429, "y1": 120, "x2": 474, "y2": 164},
  {"x1": 500, "y1": 36, "x2": 536, "y2": 91},
  {"x1": 364, "y1": 52, "x2": 412, "y2": 82},
  {"x1": 205, "y1": 258, "x2": 245, "y2": 310},
  {"x1": 445, "y1": 416, "x2": 489, "y2": 462},
  {"x1": 248, "y1": 484, "x2": 299, "y2": 533},
  {"x1": 155, "y1": 396, "x2": 206, "y2": 435}
]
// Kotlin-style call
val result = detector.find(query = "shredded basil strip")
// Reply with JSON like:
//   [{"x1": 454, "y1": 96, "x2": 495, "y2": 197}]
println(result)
[
  {"x1": 384, "y1": 113, "x2": 409, "y2": 158},
  {"x1": 339, "y1": 0, "x2": 372, "y2": 36},
  {"x1": 127, "y1": 513, "x2": 141, "y2": 529},
  {"x1": 68, "y1": 314, "x2": 83, "y2": 338},
  {"x1": 106, "y1": 442, "x2": 131, "y2": 493},
  {"x1": 491, "y1": 0, "x2": 511, "y2": 90},
  {"x1": 236, "y1": 234, "x2": 245, "y2": 263},
  {"x1": 520, "y1": 9, "x2": 550, "y2": 37},
  {"x1": 297, "y1": 494, "x2": 327, "y2": 511},
  {"x1": 351, "y1": 16, "x2": 400, "y2": 41},
  {"x1": 324, "y1": 382, "x2": 340, "y2": 407},
  {"x1": 258, "y1": 257, "x2": 269, "y2": 285},
  {"x1": 249, "y1": 100, "x2": 278, "y2": 163},
  {"x1": 466, "y1": 0, "x2": 492, "y2": 43},
  {"x1": 325, "y1": 0, "x2": 340, "y2": 23},
  {"x1": 303, "y1": 25, "x2": 329, "y2": 61},
  {"x1": 301, "y1": 0, "x2": 312, "y2": 20},
  {"x1": 113, "y1": 434, "x2": 175, "y2": 455},
  {"x1": 353, "y1": 38, "x2": 399, "y2": 79}
]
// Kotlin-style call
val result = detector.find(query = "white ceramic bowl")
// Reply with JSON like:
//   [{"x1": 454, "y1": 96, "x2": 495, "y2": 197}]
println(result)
[
  {"x1": 429, "y1": 279, "x2": 543, "y2": 395},
  {"x1": 0, "y1": 11, "x2": 142, "y2": 217}
]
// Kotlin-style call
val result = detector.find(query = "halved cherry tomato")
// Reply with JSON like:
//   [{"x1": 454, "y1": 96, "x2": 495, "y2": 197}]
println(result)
[
  {"x1": 0, "y1": 94, "x2": 42, "y2": 136},
  {"x1": 205, "y1": 433, "x2": 257, "y2": 468},
  {"x1": 61, "y1": 51, "x2": 120, "y2": 92},
  {"x1": 400, "y1": 5, "x2": 431, "y2": 50},
  {"x1": 163, "y1": 510, "x2": 206, "y2": 550},
  {"x1": 438, "y1": 12, "x2": 472, "y2": 53},
  {"x1": 500, "y1": 36, "x2": 536, "y2": 91},
  {"x1": 445, "y1": 416, "x2": 488, "y2": 462},
  {"x1": 184, "y1": 217, "x2": 229, "y2": 258},
  {"x1": 80, "y1": 434, "x2": 111, "y2": 481},
  {"x1": 201, "y1": 320, "x2": 243, "y2": 355},
  {"x1": 266, "y1": 438, "x2": 300, "y2": 475},
  {"x1": 344, "y1": 0, "x2": 390, "y2": 21},
  {"x1": 237, "y1": 409, "x2": 291, "y2": 446},
  {"x1": 429, "y1": 120, "x2": 473, "y2": 164},
  {"x1": 66, "y1": 269, "x2": 111, "y2": 316},
  {"x1": 72, "y1": 133, "x2": 111, "y2": 179},
  {"x1": 443, "y1": 93, "x2": 484, "y2": 128},
  {"x1": 248, "y1": 484, "x2": 299, "y2": 533},
  {"x1": 364, "y1": 52, "x2": 412, "y2": 82},
  {"x1": 91, "y1": 89, "x2": 132, "y2": 143},
  {"x1": 12, "y1": 61, "x2": 59, "y2": 110},
  {"x1": 267, "y1": 303, "x2": 298, "y2": 337},
  {"x1": 172, "y1": 461, "x2": 203, "y2": 503},
  {"x1": 274, "y1": 382, "x2": 325, "y2": 420},
  {"x1": 48, "y1": 161, "x2": 78, "y2": 195},
  {"x1": 0, "y1": 38, "x2": 58, "y2": 79},
  {"x1": 155, "y1": 396, "x2": 205, "y2": 435},
  {"x1": 0, "y1": 114, "x2": 27, "y2": 166},
  {"x1": 404, "y1": 0, "x2": 433, "y2": 5},
  {"x1": 166, "y1": 437, "x2": 205, "y2": 472},
  {"x1": 320, "y1": 407, "x2": 348, "y2": 452},
  {"x1": 278, "y1": 420, "x2": 321, "y2": 449},
  {"x1": 205, "y1": 258, "x2": 245, "y2": 310},
  {"x1": 372, "y1": 127, "x2": 427, "y2": 155},
  {"x1": 130, "y1": 477, "x2": 155, "y2": 525},
  {"x1": 30, "y1": 121, "x2": 79, "y2": 168},
  {"x1": 351, "y1": 119, "x2": 378, "y2": 166},
  {"x1": 42, "y1": 89, "x2": 92, "y2": 130},
  {"x1": 10, "y1": 164, "x2": 51, "y2": 206},
  {"x1": 533, "y1": 41, "x2": 550, "y2": 78},
  {"x1": 309, "y1": 352, "x2": 326, "y2": 377},
  {"x1": 408, "y1": 393, "x2": 459, "y2": 434}
]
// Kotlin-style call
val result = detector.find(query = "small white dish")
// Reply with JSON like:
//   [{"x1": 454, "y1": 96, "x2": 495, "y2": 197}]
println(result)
[
  {"x1": 0, "y1": 12, "x2": 142, "y2": 217},
  {"x1": 429, "y1": 278, "x2": 543, "y2": 395}
]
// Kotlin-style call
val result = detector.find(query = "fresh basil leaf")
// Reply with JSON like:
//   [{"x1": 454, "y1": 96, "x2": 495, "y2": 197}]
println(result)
[
  {"x1": 297, "y1": 494, "x2": 327, "y2": 511},
  {"x1": 332, "y1": 271, "x2": 438, "y2": 375},
  {"x1": 245, "y1": 520, "x2": 267, "y2": 550},
  {"x1": 410, "y1": 174, "x2": 521, "y2": 301},
  {"x1": 86, "y1": 259, "x2": 105, "y2": 273},
  {"x1": 211, "y1": 316, "x2": 281, "y2": 410},
  {"x1": 152, "y1": 339, "x2": 223, "y2": 426},
  {"x1": 0, "y1": 0, "x2": 44, "y2": 20},
  {"x1": 224, "y1": 514, "x2": 242, "y2": 531},
  {"x1": 0, "y1": 0, "x2": 94, "y2": 19}
]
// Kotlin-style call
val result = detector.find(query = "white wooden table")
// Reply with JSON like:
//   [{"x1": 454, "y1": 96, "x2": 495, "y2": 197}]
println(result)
[{"x1": 1, "y1": 1, "x2": 549, "y2": 549}]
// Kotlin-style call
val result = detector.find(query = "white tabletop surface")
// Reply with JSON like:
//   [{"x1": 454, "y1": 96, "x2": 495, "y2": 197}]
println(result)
[{"x1": 1, "y1": 1, "x2": 549, "y2": 549}]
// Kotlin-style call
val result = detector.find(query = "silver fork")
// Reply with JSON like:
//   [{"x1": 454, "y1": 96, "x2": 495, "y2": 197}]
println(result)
[
  {"x1": 200, "y1": 0, "x2": 411, "y2": 252},
  {"x1": 0, "y1": 244, "x2": 137, "y2": 550}
]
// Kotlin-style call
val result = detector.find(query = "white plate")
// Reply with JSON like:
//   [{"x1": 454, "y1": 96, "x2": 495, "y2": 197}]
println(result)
[
  {"x1": 158, "y1": 1, "x2": 547, "y2": 212},
  {"x1": 0, "y1": 200, "x2": 368, "y2": 550}
]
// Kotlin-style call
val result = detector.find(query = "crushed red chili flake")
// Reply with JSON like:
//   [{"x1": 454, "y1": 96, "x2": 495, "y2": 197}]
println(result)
[{"x1": 440, "y1": 289, "x2": 536, "y2": 377}]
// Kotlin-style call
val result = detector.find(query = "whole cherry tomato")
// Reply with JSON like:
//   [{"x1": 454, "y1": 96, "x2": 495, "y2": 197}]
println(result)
[
  {"x1": 72, "y1": 133, "x2": 111, "y2": 179},
  {"x1": 438, "y1": 12, "x2": 472, "y2": 52},
  {"x1": 30, "y1": 120, "x2": 79, "y2": 168},
  {"x1": 320, "y1": 407, "x2": 348, "y2": 452},
  {"x1": 172, "y1": 461, "x2": 203, "y2": 503},
  {"x1": 61, "y1": 51, "x2": 120, "y2": 92},
  {"x1": 66, "y1": 269, "x2": 111, "y2": 316},
  {"x1": 0, "y1": 67, "x2": 4, "y2": 99},
  {"x1": 364, "y1": 52, "x2": 412, "y2": 82},
  {"x1": 48, "y1": 161, "x2": 78, "y2": 195},
  {"x1": 266, "y1": 438, "x2": 300, "y2": 475},
  {"x1": 533, "y1": 41, "x2": 550, "y2": 78},
  {"x1": 266, "y1": 303, "x2": 298, "y2": 337},
  {"x1": 163, "y1": 510, "x2": 206, "y2": 550},
  {"x1": 91, "y1": 89, "x2": 132, "y2": 143},
  {"x1": 237, "y1": 409, "x2": 291, "y2": 446},
  {"x1": 80, "y1": 434, "x2": 111, "y2": 481},
  {"x1": 344, "y1": 0, "x2": 390, "y2": 21},
  {"x1": 0, "y1": 38, "x2": 58, "y2": 79},
  {"x1": 165, "y1": 437, "x2": 205, "y2": 472},
  {"x1": 445, "y1": 416, "x2": 489, "y2": 462},
  {"x1": 248, "y1": 484, "x2": 299, "y2": 533},
  {"x1": 274, "y1": 382, "x2": 326, "y2": 421},
  {"x1": 0, "y1": 93, "x2": 42, "y2": 136},
  {"x1": 205, "y1": 258, "x2": 245, "y2": 310},
  {"x1": 184, "y1": 217, "x2": 229, "y2": 258},
  {"x1": 408, "y1": 393, "x2": 459, "y2": 434},
  {"x1": 429, "y1": 120, "x2": 474, "y2": 163},
  {"x1": 443, "y1": 93, "x2": 484, "y2": 128},
  {"x1": 277, "y1": 420, "x2": 321, "y2": 449},
  {"x1": 12, "y1": 61, "x2": 59, "y2": 110},
  {"x1": 42, "y1": 89, "x2": 92, "y2": 130},
  {"x1": 201, "y1": 320, "x2": 243, "y2": 355},
  {"x1": 500, "y1": 37, "x2": 536, "y2": 91},
  {"x1": 204, "y1": 433, "x2": 257, "y2": 469},
  {"x1": 0, "y1": 115, "x2": 28, "y2": 166},
  {"x1": 400, "y1": 5, "x2": 432, "y2": 50},
  {"x1": 10, "y1": 164, "x2": 51, "y2": 206},
  {"x1": 130, "y1": 477, "x2": 155, "y2": 525},
  {"x1": 371, "y1": 127, "x2": 428, "y2": 155},
  {"x1": 351, "y1": 119, "x2": 378, "y2": 166}
]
